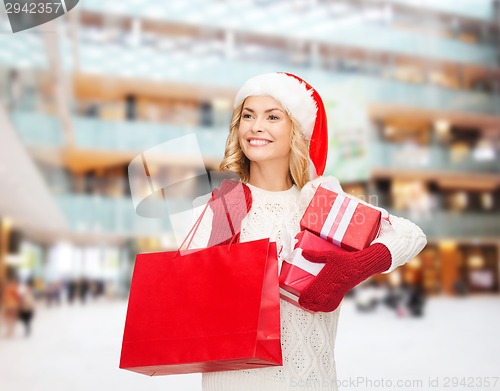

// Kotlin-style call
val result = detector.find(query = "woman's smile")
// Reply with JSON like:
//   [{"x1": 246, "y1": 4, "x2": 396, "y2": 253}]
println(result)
[{"x1": 247, "y1": 137, "x2": 273, "y2": 147}]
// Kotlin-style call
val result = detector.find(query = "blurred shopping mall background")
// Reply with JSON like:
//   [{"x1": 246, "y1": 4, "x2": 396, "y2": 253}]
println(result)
[{"x1": 0, "y1": 0, "x2": 499, "y2": 390}]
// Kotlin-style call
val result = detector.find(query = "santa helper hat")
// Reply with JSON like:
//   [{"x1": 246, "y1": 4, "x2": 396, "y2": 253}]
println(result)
[{"x1": 234, "y1": 72, "x2": 328, "y2": 178}]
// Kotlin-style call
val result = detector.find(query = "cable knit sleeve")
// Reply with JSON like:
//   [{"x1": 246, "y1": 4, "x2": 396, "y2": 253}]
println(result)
[{"x1": 371, "y1": 214, "x2": 427, "y2": 274}]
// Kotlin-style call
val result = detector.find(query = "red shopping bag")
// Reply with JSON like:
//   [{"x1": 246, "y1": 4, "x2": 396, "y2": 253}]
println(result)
[{"x1": 119, "y1": 238, "x2": 282, "y2": 376}]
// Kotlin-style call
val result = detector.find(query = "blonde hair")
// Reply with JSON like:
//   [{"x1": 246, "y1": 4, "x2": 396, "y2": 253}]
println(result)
[{"x1": 219, "y1": 100, "x2": 311, "y2": 189}]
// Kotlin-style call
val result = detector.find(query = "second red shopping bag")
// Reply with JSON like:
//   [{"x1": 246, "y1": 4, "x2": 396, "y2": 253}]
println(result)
[{"x1": 119, "y1": 238, "x2": 282, "y2": 376}]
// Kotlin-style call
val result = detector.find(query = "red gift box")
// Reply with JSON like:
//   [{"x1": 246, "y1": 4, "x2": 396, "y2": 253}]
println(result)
[
  {"x1": 120, "y1": 238, "x2": 282, "y2": 376},
  {"x1": 300, "y1": 185, "x2": 382, "y2": 251},
  {"x1": 279, "y1": 230, "x2": 351, "y2": 312}
]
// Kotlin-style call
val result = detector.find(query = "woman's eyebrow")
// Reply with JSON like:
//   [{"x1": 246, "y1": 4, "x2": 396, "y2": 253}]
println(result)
[{"x1": 242, "y1": 107, "x2": 285, "y2": 113}]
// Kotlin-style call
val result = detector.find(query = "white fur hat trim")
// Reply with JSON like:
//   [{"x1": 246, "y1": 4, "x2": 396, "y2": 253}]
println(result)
[{"x1": 234, "y1": 73, "x2": 318, "y2": 140}]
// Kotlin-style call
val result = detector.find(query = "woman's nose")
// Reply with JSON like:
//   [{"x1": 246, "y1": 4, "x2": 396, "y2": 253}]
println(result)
[{"x1": 251, "y1": 117, "x2": 265, "y2": 133}]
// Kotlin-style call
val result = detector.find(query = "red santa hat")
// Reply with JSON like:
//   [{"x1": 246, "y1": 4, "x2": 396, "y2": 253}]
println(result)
[{"x1": 233, "y1": 72, "x2": 328, "y2": 178}]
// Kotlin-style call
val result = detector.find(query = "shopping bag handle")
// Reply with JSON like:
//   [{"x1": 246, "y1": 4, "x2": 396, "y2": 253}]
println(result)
[
  {"x1": 177, "y1": 194, "x2": 239, "y2": 255},
  {"x1": 178, "y1": 201, "x2": 211, "y2": 253},
  {"x1": 226, "y1": 231, "x2": 239, "y2": 253}
]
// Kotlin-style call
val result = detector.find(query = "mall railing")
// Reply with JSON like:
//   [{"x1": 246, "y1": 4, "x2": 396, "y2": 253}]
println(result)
[
  {"x1": 57, "y1": 194, "x2": 175, "y2": 236},
  {"x1": 72, "y1": 45, "x2": 500, "y2": 115},
  {"x1": 72, "y1": 116, "x2": 228, "y2": 157},
  {"x1": 371, "y1": 140, "x2": 500, "y2": 174},
  {"x1": 12, "y1": 111, "x2": 500, "y2": 174},
  {"x1": 362, "y1": 77, "x2": 500, "y2": 115},
  {"x1": 78, "y1": 0, "x2": 496, "y2": 66},
  {"x1": 12, "y1": 111, "x2": 65, "y2": 146},
  {"x1": 11, "y1": 111, "x2": 228, "y2": 157},
  {"x1": 366, "y1": 0, "x2": 494, "y2": 21},
  {"x1": 386, "y1": 209, "x2": 500, "y2": 239},
  {"x1": 2, "y1": 33, "x2": 499, "y2": 115},
  {"x1": 56, "y1": 193, "x2": 500, "y2": 238}
]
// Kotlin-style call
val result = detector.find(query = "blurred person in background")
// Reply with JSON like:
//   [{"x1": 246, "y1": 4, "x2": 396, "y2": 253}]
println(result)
[
  {"x1": 79, "y1": 277, "x2": 89, "y2": 304},
  {"x1": 354, "y1": 280, "x2": 384, "y2": 312},
  {"x1": 453, "y1": 278, "x2": 469, "y2": 296},
  {"x1": 46, "y1": 281, "x2": 62, "y2": 307},
  {"x1": 190, "y1": 72, "x2": 427, "y2": 391},
  {"x1": 381, "y1": 281, "x2": 427, "y2": 318},
  {"x1": 18, "y1": 278, "x2": 35, "y2": 337},
  {"x1": 6, "y1": 69, "x2": 25, "y2": 111},
  {"x1": 382, "y1": 281, "x2": 410, "y2": 317},
  {"x1": 66, "y1": 279, "x2": 77, "y2": 304},
  {"x1": 407, "y1": 283, "x2": 426, "y2": 317},
  {"x1": 1, "y1": 273, "x2": 20, "y2": 338}
]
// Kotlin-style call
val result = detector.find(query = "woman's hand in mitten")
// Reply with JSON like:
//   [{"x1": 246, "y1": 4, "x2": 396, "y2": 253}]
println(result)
[{"x1": 298, "y1": 244, "x2": 392, "y2": 313}]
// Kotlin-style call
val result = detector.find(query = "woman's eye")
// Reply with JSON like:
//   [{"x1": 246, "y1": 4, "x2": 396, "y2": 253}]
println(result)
[
  {"x1": 242, "y1": 113, "x2": 252, "y2": 119},
  {"x1": 269, "y1": 115, "x2": 279, "y2": 120}
]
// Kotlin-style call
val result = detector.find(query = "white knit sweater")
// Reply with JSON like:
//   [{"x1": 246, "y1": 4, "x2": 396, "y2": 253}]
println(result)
[
  {"x1": 191, "y1": 183, "x2": 341, "y2": 391},
  {"x1": 189, "y1": 178, "x2": 426, "y2": 391}
]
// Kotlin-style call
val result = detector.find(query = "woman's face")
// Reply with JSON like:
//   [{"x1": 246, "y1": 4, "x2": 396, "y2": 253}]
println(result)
[{"x1": 238, "y1": 96, "x2": 292, "y2": 165}]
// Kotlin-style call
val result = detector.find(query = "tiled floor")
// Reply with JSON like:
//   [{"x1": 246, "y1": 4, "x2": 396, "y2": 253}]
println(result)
[{"x1": 1, "y1": 296, "x2": 499, "y2": 391}]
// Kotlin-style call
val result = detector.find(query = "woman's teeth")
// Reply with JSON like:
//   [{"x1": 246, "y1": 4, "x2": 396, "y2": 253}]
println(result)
[{"x1": 249, "y1": 139, "x2": 270, "y2": 146}]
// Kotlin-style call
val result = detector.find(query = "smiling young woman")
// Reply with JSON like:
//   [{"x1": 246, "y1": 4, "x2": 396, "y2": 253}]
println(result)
[{"x1": 190, "y1": 72, "x2": 427, "y2": 391}]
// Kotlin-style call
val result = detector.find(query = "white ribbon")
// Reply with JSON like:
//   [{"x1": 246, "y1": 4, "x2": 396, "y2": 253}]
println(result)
[
  {"x1": 318, "y1": 182, "x2": 392, "y2": 242},
  {"x1": 320, "y1": 194, "x2": 358, "y2": 246},
  {"x1": 280, "y1": 287, "x2": 299, "y2": 303},
  {"x1": 284, "y1": 248, "x2": 325, "y2": 276},
  {"x1": 317, "y1": 182, "x2": 391, "y2": 227}
]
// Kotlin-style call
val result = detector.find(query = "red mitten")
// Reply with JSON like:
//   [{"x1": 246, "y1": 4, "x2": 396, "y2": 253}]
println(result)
[
  {"x1": 298, "y1": 244, "x2": 392, "y2": 312},
  {"x1": 208, "y1": 180, "x2": 252, "y2": 247}
]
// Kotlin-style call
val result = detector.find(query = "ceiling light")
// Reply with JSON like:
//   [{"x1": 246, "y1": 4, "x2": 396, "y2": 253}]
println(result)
[
  {"x1": 439, "y1": 240, "x2": 456, "y2": 250},
  {"x1": 384, "y1": 125, "x2": 395, "y2": 137},
  {"x1": 434, "y1": 119, "x2": 450, "y2": 138},
  {"x1": 473, "y1": 139, "x2": 496, "y2": 161},
  {"x1": 2, "y1": 217, "x2": 13, "y2": 230}
]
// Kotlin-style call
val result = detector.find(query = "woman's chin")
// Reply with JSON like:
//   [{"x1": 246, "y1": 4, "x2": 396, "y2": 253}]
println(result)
[{"x1": 246, "y1": 152, "x2": 290, "y2": 165}]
